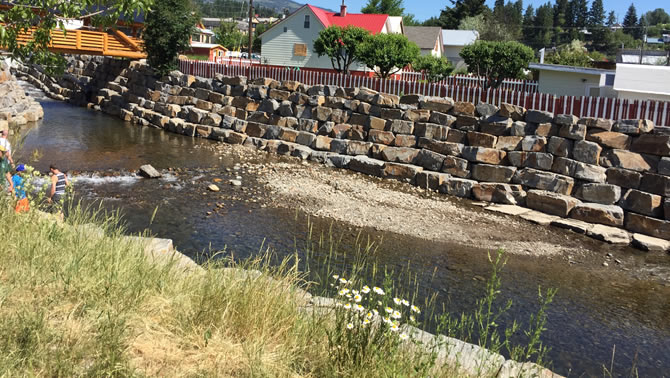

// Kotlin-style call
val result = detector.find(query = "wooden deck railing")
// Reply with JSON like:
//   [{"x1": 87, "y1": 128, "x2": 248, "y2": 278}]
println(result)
[{"x1": 13, "y1": 27, "x2": 145, "y2": 59}]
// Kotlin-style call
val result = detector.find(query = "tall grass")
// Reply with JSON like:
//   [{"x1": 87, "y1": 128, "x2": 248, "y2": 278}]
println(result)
[{"x1": 0, "y1": 187, "x2": 558, "y2": 376}]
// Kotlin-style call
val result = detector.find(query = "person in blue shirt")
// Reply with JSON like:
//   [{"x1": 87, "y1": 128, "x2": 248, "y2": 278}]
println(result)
[{"x1": 12, "y1": 164, "x2": 28, "y2": 213}]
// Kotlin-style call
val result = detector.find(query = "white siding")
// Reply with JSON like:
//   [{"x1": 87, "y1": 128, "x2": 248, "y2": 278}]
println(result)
[
  {"x1": 444, "y1": 46, "x2": 465, "y2": 68},
  {"x1": 537, "y1": 70, "x2": 604, "y2": 97},
  {"x1": 260, "y1": 7, "x2": 367, "y2": 71},
  {"x1": 617, "y1": 90, "x2": 670, "y2": 102}
]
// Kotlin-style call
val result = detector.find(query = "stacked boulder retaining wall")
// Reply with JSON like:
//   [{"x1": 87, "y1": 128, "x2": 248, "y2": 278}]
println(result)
[
  {"x1": 0, "y1": 59, "x2": 44, "y2": 126},
  {"x1": 14, "y1": 56, "x2": 670, "y2": 252}
]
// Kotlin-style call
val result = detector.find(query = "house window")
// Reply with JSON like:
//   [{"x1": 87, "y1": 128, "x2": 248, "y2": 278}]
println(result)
[
  {"x1": 304, "y1": 15, "x2": 310, "y2": 28},
  {"x1": 192, "y1": 34, "x2": 200, "y2": 42},
  {"x1": 294, "y1": 43, "x2": 307, "y2": 57},
  {"x1": 283, "y1": 26, "x2": 287, "y2": 32}
]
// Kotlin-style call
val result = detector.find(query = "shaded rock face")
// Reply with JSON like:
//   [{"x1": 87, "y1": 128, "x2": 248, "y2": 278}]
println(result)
[{"x1": 0, "y1": 60, "x2": 44, "y2": 126}]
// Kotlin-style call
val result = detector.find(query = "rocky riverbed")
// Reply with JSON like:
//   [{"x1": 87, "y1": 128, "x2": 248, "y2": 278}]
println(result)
[{"x1": 184, "y1": 141, "x2": 670, "y2": 286}]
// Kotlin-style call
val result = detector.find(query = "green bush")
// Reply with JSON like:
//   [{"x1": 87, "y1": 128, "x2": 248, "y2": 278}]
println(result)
[
  {"x1": 358, "y1": 33, "x2": 420, "y2": 79},
  {"x1": 460, "y1": 40, "x2": 535, "y2": 89},
  {"x1": 412, "y1": 55, "x2": 454, "y2": 82}
]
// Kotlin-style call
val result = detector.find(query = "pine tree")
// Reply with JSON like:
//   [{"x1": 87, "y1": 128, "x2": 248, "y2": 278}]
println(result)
[
  {"x1": 533, "y1": 3, "x2": 554, "y2": 48},
  {"x1": 606, "y1": 10, "x2": 617, "y2": 26},
  {"x1": 522, "y1": 5, "x2": 535, "y2": 47},
  {"x1": 574, "y1": 0, "x2": 588, "y2": 28},
  {"x1": 437, "y1": 0, "x2": 487, "y2": 29},
  {"x1": 589, "y1": 0, "x2": 605, "y2": 26},
  {"x1": 622, "y1": 3, "x2": 638, "y2": 37},
  {"x1": 553, "y1": 0, "x2": 568, "y2": 44},
  {"x1": 361, "y1": 0, "x2": 405, "y2": 17},
  {"x1": 493, "y1": 0, "x2": 505, "y2": 18}
]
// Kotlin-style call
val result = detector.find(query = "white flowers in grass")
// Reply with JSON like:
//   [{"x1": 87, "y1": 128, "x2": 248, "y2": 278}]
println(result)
[{"x1": 331, "y1": 274, "x2": 419, "y2": 340}]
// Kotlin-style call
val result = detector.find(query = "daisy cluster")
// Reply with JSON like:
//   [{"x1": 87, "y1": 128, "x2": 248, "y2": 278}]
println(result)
[{"x1": 332, "y1": 274, "x2": 421, "y2": 341}]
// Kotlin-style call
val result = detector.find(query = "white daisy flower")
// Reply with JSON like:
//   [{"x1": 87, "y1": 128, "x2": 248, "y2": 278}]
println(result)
[
  {"x1": 332, "y1": 275, "x2": 340, "y2": 280},
  {"x1": 344, "y1": 303, "x2": 351, "y2": 310},
  {"x1": 355, "y1": 304, "x2": 365, "y2": 312},
  {"x1": 346, "y1": 323, "x2": 354, "y2": 330},
  {"x1": 366, "y1": 312, "x2": 374, "y2": 320},
  {"x1": 410, "y1": 315, "x2": 416, "y2": 322},
  {"x1": 392, "y1": 311, "x2": 401, "y2": 319},
  {"x1": 338, "y1": 289, "x2": 348, "y2": 296},
  {"x1": 373, "y1": 309, "x2": 379, "y2": 316},
  {"x1": 352, "y1": 290, "x2": 359, "y2": 295},
  {"x1": 363, "y1": 318, "x2": 371, "y2": 325},
  {"x1": 373, "y1": 287, "x2": 385, "y2": 295},
  {"x1": 393, "y1": 297, "x2": 402, "y2": 305},
  {"x1": 384, "y1": 307, "x2": 393, "y2": 314},
  {"x1": 390, "y1": 323, "x2": 399, "y2": 332},
  {"x1": 339, "y1": 278, "x2": 348, "y2": 284},
  {"x1": 346, "y1": 294, "x2": 352, "y2": 299},
  {"x1": 411, "y1": 305, "x2": 421, "y2": 313},
  {"x1": 399, "y1": 333, "x2": 409, "y2": 340},
  {"x1": 401, "y1": 299, "x2": 410, "y2": 306},
  {"x1": 354, "y1": 294, "x2": 362, "y2": 303},
  {"x1": 383, "y1": 316, "x2": 392, "y2": 324},
  {"x1": 361, "y1": 285, "x2": 371, "y2": 294}
]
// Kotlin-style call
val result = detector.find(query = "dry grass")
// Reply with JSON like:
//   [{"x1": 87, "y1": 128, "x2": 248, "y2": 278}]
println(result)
[{"x1": 0, "y1": 199, "x2": 336, "y2": 376}]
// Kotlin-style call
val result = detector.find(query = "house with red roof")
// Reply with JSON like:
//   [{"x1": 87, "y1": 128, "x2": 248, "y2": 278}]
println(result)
[{"x1": 260, "y1": 3, "x2": 403, "y2": 73}]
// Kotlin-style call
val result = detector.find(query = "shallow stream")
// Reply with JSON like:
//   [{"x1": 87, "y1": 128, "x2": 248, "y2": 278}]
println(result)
[{"x1": 14, "y1": 84, "x2": 670, "y2": 376}]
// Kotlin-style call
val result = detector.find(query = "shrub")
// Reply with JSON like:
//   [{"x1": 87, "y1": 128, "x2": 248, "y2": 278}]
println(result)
[
  {"x1": 412, "y1": 55, "x2": 454, "y2": 82},
  {"x1": 459, "y1": 40, "x2": 535, "y2": 89},
  {"x1": 358, "y1": 33, "x2": 420, "y2": 79}
]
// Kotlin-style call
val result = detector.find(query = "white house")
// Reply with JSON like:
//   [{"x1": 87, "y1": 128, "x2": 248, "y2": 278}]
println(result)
[
  {"x1": 442, "y1": 29, "x2": 478, "y2": 68},
  {"x1": 404, "y1": 26, "x2": 443, "y2": 57},
  {"x1": 613, "y1": 64, "x2": 670, "y2": 102},
  {"x1": 529, "y1": 63, "x2": 616, "y2": 97},
  {"x1": 260, "y1": 4, "x2": 398, "y2": 71}
]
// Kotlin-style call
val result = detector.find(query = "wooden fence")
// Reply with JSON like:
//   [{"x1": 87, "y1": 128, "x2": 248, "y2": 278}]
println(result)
[{"x1": 178, "y1": 59, "x2": 670, "y2": 126}]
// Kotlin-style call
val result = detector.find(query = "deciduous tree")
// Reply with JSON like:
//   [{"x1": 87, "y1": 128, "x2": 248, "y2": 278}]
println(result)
[
  {"x1": 313, "y1": 25, "x2": 369, "y2": 75},
  {"x1": 0, "y1": 0, "x2": 150, "y2": 75},
  {"x1": 412, "y1": 55, "x2": 453, "y2": 82},
  {"x1": 436, "y1": 0, "x2": 487, "y2": 29},
  {"x1": 358, "y1": 33, "x2": 420, "y2": 79},
  {"x1": 144, "y1": 0, "x2": 198, "y2": 77},
  {"x1": 459, "y1": 40, "x2": 534, "y2": 89},
  {"x1": 215, "y1": 21, "x2": 246, "y2": 51}
]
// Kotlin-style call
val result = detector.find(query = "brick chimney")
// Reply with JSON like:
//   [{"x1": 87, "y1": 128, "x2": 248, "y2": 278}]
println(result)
[{"x1": 340, "y1": 0, "x2": 347, "y2": 17}]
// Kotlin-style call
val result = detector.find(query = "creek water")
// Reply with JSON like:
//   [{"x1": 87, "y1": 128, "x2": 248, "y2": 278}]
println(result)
[{"x1": 14, "y1": 85, "x2": 670, "y2": 376}]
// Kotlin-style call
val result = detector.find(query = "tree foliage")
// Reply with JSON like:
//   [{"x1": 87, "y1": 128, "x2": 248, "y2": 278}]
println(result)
[
  {"x1": 623, "y1": 4, "x2": 639, "y2": 38},
  {"x1": 144, "y1": 0, "x2": 198, "y2": 77},
  {"x1": 412, "y1": 55, "x2": 453, "y2": 82},
  {"x1": 544, "y1": 39, "x2": 603, "y2": 67},
  {"x1": 361, "y1": 0, "x2": 404, "y2": 17},
  {"x1": 459, "y1": 40, "x2": 534, "y2": 89},
  {"x1": 358, "y1": 33, "x2": 420, "y2": 79},
  {"x1": 215, "y1": 21, "x2": 246, "y2": 51},
  {"x1": 435, "y1": 0, "x2": 486, "y2": 29},
  {"x1": 0, "y1": 0, "x2": 150, "y2": 75},
  {"x1": 588, "y1": 0, "x2": 605, "y2": 26},
  {"x1": 313, "y1": 25, "x2": 369, "y2": 74},
  {"x1": 643, "y1": 8, "x2": 670, "y2": 26}
]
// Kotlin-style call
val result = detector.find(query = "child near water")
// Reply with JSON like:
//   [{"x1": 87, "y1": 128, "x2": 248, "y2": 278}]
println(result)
[{"x1": 12, "y1": 164, "x2": 28, "y2": 213}]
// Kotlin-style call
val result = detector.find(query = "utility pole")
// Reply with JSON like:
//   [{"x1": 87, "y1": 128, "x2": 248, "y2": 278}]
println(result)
[{"x1": 248, "y1": 0, "x2": 253, "y2": 60}]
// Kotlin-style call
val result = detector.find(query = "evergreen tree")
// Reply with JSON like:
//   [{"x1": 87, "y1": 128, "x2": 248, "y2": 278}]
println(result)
[
  {"x1": 553, "y1": 0, "x2": 568, "y2": 44},
  {"x1": 533, "y1": 3, "x2": 554, "y2": 48},
  {"x1": 493, "y1": 0, "x2": 505, "y2": 18},
  {"x1": 588, "y1": 0, "x2": 605, "y2": 26},
  {"x1": 361, "y1": 0, "x2": 405, "y2": 17},
  {"x1": 437, "y1": 0, "x2": 487, "y2": 29},
  {"x1": 622, "y1": 4, "x2": 639, "y2": 37},
  {"x1": 522, "y1": 4, "x2": 535, "y2": 45},
  {"x1": 144, "y1": 0, "x2": 198, "y2": 76},
  {"x1": 606, "y1": 10, "x2": 617, "y2": 26},
  {"x1": 574, "y1": 0, "x2": 588, "y2": 28}
]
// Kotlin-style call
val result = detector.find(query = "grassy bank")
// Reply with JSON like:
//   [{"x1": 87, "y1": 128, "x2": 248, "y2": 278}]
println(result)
[
  {"x1": 0, "y1": 191, "x2": 560, "y2": 376},
  {"x1": 0, "y1": 199, "x2": 447, "y2": 376}
]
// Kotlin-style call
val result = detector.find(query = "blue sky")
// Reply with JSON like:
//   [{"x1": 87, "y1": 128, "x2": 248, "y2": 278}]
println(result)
[{"x1": 308, "y1": 0, "x2": 668, "y2": 23}]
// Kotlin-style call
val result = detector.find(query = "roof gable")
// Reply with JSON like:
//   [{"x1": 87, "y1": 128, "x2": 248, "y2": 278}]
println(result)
[
  {"x1": 306, "y1": 4, "x2": 388, "y2": 34},
  {"x1": 404, "y1": 26, "x2": 442, "y2": 50}
]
